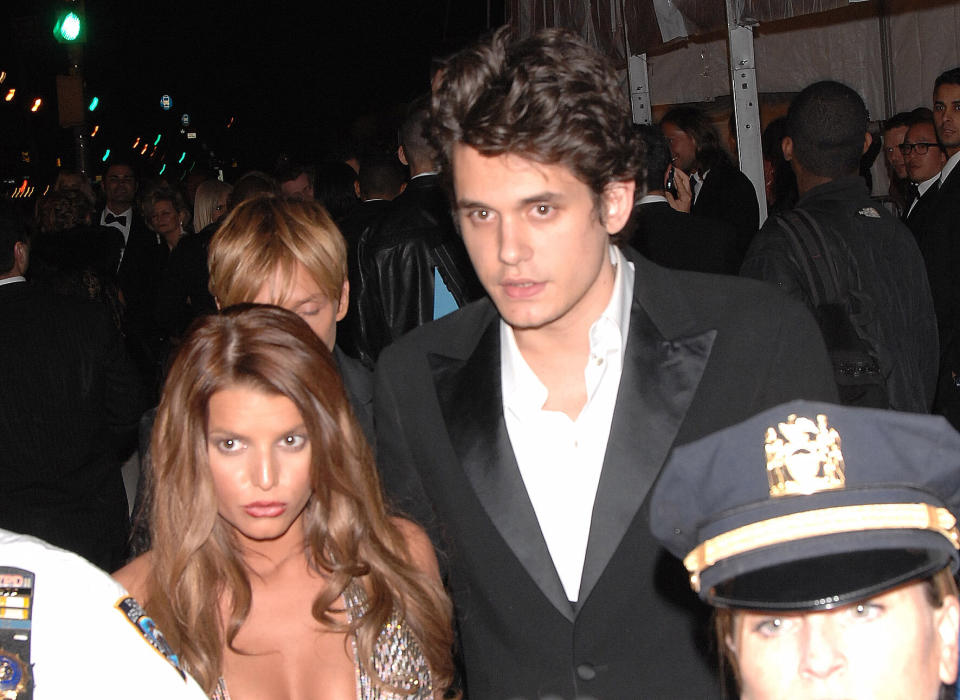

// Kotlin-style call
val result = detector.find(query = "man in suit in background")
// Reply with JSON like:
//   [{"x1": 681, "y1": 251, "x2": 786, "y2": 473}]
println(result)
[
  {"x1": 630, "y1": 124, "x2": 740, "y2": 274},
  {"x1": 903, "y1": 116, "x2": 947, "y2": 237},
  {"x1": 661, "y1": 105, "x2": 760, "y2": 264},
  {"x1": 0, "y1": 202, "x2": 143, "y2": 570},
  {"x1": 375, "y1": 27, "x2": 837, "y2": 698},
  {"x1": 921, "y1": 67, "x2": 960, "y2": 427},
  {"x1": 98, "y1": 161, "x2": 164, "y2": 399}
]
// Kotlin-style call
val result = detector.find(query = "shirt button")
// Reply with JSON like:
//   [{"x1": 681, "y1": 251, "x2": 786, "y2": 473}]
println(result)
[
  {"x1": 576, "y1": 663, "x2": 596, "y2": 681},
  {"x1": 592, "y1": 355, "x2": 603, "y2": 366}
]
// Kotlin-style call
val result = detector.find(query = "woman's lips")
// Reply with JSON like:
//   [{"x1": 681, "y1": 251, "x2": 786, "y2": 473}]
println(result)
[{"x1": 243, "y1": 502, "x2": 286, "y2": 517}]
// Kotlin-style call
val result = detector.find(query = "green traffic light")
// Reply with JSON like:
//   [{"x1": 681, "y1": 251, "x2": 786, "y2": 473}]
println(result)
[
  {"x1": 101, "y1": 148, "x2": 111, "y2": 162},
  {"x1": 88, "y1": 96, "x2": 99, "y2": 111},
  {"x1": 154, "y1": 134, "x2": 162, "y2": 146},
  {"x1": 178, "y1": 151, "x2": 186, "y2": 164},
  {"x1": 54, "y1": 12, "x2": 82, "y2": 42}
]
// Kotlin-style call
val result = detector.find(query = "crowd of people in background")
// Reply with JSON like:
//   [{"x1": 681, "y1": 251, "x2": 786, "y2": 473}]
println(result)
[{"x1": 3, "y1": 23, "x2": 960, "y2": 700}]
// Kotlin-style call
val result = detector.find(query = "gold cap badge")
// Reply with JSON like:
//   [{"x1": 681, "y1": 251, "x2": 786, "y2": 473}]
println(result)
[{"x1": 765, "y1": 414, "x2": 845, "y2": 497}]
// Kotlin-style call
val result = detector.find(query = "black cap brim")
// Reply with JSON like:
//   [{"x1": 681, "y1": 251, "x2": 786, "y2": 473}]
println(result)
[{"x1": 709, "y1": 546, "x2": 954, "y2": 611}]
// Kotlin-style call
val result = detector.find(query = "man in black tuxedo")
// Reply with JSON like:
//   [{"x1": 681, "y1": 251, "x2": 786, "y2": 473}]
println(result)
[
  {"x1": 374, "y1": 28, "x2": 837, "y2": 698},
  {"x1": 661, "y1": 106, "x2": 760, "y2": 265},
  {"x1": 0, "y1": 202, "x2": 143, "y2": 570},
  {"x1": 98, "y1": 161, "x2": 164, "y2": 397},
  {"x1": 630, "y1": 124, "x2": 740, "y2": 274},
  {"x1": 920, "y1": 68, "x2": 960, "y2": 427},
  {"x1": 352, "y1": 95, "x2": 484, "y2": 367}
]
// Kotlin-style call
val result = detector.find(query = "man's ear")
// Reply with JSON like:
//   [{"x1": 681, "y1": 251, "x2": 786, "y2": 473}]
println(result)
[
  {"x1": 936, "y1": 595, "x2": 960, "y2": 685},
  {"x1": 862, "y1": 131, "x2": 873, "y2": 155},
  {"x1": 601, "y1": 180, "x2": 636, "y2": 234},
  {"x1": 336, "y1": 279, "x2": 349, "y2": 322},
  {"x1": 13, "y1": 241, "x2": 29, "y2": 275},
  {"x1": 781, "y1": 136, "x2": 794, "y2": 162},
  {"x1": 398, "y1": 145, "x2": 408, "y2": 167}
]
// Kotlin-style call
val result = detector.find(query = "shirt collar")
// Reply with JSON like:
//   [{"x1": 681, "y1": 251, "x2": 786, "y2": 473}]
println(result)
[
  {"x1": 940, "y1": 150, "x2": 960, "y2": 186},
  {"x1": 0, "y1": 276, "x2": 26, "y2": 287},
  {"x1": 501, "y1": 245, "x2": 635, "y2": 413},
  {"x1": 919, "y1": 172, "x2": 941, "y2": 197},
  {"x1": 638, "y1": 193, "x2": 668, "y2": 205}
]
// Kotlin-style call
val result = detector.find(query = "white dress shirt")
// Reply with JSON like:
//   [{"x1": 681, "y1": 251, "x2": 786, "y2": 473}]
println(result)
[
  {"x1": 501, "y1": 245, "x2": 635, "y2": 601},
  {"x1": 100, "y1": 206, "x2": 133, "y2": 245}
]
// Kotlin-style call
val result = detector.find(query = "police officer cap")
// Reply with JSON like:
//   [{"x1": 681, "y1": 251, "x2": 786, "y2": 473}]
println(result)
[{"x1": 651, "y1": 400, "x2": 960, "y2": 611}]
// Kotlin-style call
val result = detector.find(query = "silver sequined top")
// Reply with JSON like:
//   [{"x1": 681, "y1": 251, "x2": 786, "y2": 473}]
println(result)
[{"x1": 210, "y1": 579, "x2": 432, "y2": 700}]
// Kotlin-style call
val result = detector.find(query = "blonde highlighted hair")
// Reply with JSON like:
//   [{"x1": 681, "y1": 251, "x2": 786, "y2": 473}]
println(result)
[
  {"x1": 208, "y1": 194, "x2": 346, "y2": 308},
  {"x1": 145, "y1": 305, "x2": 454, "y2": 694}
]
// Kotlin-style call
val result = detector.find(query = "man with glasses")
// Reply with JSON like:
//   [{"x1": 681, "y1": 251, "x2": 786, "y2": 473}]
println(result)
[{"x1": 902, "y1": 117, "x2": 947, "y2": 234}]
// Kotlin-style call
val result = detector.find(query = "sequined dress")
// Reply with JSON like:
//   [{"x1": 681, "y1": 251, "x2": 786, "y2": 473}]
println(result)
[{"x1": 210, "y1": 579, "x2": 432, "y2": 699}]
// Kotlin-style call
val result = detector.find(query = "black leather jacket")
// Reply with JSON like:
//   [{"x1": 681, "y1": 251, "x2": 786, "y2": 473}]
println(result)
[
  {"x1": 352, "y1": 174, "x2": 484, "y2": 367},
  {"x1": 741, "y1": 176, "x2": 939, "y2": 412}
]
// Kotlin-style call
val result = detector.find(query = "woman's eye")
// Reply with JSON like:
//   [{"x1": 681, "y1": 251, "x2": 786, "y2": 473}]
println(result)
[
  {"x1": 280, "y1": 434, "x2": 307, "y2": 450},
  {"x1": 468, "y1": 208, "x2": 491, "y2": 222},
  {"x1": 849, "y1": 602, "x2": 883, "y2": 621},
  {"x1": 753, "y1": 616, "x2": 796, "y2": 636},
  {"x1": 216, "y1": 438, "x2": 242, "y2": 453}
]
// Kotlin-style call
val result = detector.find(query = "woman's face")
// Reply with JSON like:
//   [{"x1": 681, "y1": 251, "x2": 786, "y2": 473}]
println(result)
[
  {"x1": 212, "y1": 192, "x2": 229, "y2": 224},
  {"x1": 253, "y1": 262, "x2": 348, "y2": 351},
  {"x1": 150, "y1": 200, "x2": 181, "y2": 239},
  {"x1": 206, "y1": 385, "x2": 313, "y2": 546},
  {"x1": 731, "y1": 581, "x2": 959, "y2": 700}
]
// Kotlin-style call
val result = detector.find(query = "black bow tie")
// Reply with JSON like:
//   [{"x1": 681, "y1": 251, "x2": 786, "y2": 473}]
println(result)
[{"x1": 105, "y1": 213, "x2": 127, "y2": 226}]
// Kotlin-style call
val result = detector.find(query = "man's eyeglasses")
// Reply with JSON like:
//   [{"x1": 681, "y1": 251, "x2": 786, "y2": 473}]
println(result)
[{"x1": 898, "y1": 142, "x2": 940, "y2": 155}]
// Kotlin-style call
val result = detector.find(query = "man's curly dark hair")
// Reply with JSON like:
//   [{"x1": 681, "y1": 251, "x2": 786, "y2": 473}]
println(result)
[{"x1": 429, "y1": 26, "x2": 644, "y2": 204}]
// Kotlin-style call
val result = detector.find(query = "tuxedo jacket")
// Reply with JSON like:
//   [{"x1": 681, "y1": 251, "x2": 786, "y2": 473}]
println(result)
[
  {"x1": 692, "y1": 161, "x2": 761, "y2": 265},
  {"x1": 0, "y1": 281, "x2": 144, "y2": 571},
  {"x1": 631, "y1": 201, "x2": 741, "y2": 275},
  {"x1": 374, "y1": 248, "x2": 837, "y2": 698},
  {"x1": 906, "y1": 183, "x2": 940, "y2": 241}
]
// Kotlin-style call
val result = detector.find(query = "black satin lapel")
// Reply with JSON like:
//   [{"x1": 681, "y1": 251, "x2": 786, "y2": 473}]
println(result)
[
  {"x1": 577, "y1": 304, "x2": 717, "y2": 608},
  {"x1": 429, "y1": 322, "x2": 574, "y2": 622}
]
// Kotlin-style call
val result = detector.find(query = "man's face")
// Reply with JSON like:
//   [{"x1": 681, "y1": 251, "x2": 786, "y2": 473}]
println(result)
[
  {"x1": 280, "y1": 173, "x2": 314, "y2": 202},
  {"x1": 661, "y1": 122, "x2": 698, "y2": 173},
  {"x1": 934, "y1": 82, "x2": 960, "y2": 156},
  {"x1": 103, "y1": 165, "x2": 136, "y2": 210},
  {"x1": 882, "y1": 125, "x2": 909, "y2": 181},
  {"x1": 451, "y1": 144, "x2": 632, "y2": 337},
  {"x1": 731, "y1": 581, "x2": 959, "y2": 700},
  {"x1": 903, "y1": 122, "x2": 947, "y2": 184}
]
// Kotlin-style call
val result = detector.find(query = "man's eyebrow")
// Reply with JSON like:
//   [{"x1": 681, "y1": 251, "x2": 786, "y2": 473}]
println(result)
[
  {"x1": 519, "y1": 191, "x2": 563, "y2": 206},
  {"x1": 456, "y1": 198, "x2": 491, "y2": 210}
]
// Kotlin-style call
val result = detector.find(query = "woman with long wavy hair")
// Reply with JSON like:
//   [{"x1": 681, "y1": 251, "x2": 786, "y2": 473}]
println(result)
[{"x1": 115, "y1": 304, "x2": 454, "y2": 699}]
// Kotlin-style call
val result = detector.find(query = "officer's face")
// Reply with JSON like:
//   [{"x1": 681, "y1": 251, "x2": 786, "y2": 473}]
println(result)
[
  {"x1": 206, "y1": 385, "x2": 313, "y2": 547},
  {"x1": 729, "y1": 580, "x2": 959, "y2": 700}
]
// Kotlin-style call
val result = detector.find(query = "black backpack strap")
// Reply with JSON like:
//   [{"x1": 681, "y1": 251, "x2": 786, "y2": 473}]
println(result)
[{"x1": 774, "y1": 210, "x2": 827, "y2": 307}]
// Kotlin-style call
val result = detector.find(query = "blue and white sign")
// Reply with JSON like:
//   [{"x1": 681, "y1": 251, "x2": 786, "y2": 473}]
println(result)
[
  {"x1": 160, "y1": 94, "x2": 172, "y2": 111},
  {"x1": 180, "y1": 114, "x2": 190, "y2": 126}
]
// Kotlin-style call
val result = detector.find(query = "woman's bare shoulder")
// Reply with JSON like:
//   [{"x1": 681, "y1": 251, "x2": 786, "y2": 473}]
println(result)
[
  {"x1": 390, "y1": 517, "x2": 440, "y2": 583},
  {"x1": 112, "y1": 551, "x2": 155, "y2": 602}
]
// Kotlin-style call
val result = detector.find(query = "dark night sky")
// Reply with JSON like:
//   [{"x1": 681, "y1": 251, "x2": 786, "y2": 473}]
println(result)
[{"x1": 1, "y1": 0, "x2": 502, "y2": 185}]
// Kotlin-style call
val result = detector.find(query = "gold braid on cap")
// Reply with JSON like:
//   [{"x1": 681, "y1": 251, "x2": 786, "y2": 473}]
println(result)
[
  {"x1": 683, "y1": 502, "x2": 960, "y2": 592},
  {"x1": 683, "y1": 414, "x2": 960, "y2": 593}
]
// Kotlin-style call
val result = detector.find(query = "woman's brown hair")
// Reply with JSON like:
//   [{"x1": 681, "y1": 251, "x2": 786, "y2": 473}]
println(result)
[{"x1": 145, "y1": 304, "x2": 453, "y2": 693}]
